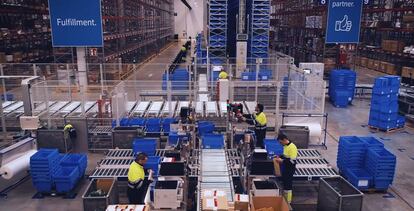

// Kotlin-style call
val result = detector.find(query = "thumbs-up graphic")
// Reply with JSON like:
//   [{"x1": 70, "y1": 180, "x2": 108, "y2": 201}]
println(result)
[{"x1": 335, "y1": 15, "x2": 352, "y2": 32}]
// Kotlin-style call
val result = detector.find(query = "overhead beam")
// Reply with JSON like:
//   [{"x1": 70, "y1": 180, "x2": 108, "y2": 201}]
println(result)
[{"x1": 181, "y1": 0, "x2": 192, "y2": 10}]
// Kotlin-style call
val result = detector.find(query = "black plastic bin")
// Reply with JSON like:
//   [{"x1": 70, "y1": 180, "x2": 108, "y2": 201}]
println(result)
[{"x1": 317, "y1": 177, "x2": 363, "y2": 211}]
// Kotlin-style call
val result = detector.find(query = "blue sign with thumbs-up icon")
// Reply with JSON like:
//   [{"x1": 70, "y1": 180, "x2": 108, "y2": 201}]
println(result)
[{"x1": 325, "y1": 0, "x2": 363, "y2": 43}]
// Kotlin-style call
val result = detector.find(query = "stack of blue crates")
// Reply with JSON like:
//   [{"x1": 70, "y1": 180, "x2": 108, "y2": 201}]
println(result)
[
  {"x1": 337, "y1": 136, "x2": 397, "y2": 190},
  {"x1": 60, "y1": 154, "x2": 88, "y2": 178},
  {"x1": 329, "y1": 69, "x2": 356, "y2": 107},
  {"x1": 146, "y1": 118, "x2": 162, "y2": 132},
  {"x1": 208, "y1": 0, "x2": 227, "y2": 59},
  {"x1": 132, "y1": 138, "x2": 157, "y2": 156},
  {"x1": 144, "y1": 156, "x2": 161, "y2": 176},
  {"x1": 53, "y1": 166, "x2": 80, "y2": 193},
  {"x1": 264, "y1": 139, "x2": 283, "y2": 157},
  {"x1": 369, "y1": 76, "x2": 401, "y2": 130},
  {"x1": 30, "y1": 149, "x2": 61, "y2": 193},
  {"x1": 249, "y1": 0, "x2": 270, "y2": 59},
  {"x1": 337, "y1": 136, "x2": 366, "y2": 171},
  {"x1": 241, "y1": 72, "x2": 257, "y2": 81},
  {"x1": 198, "y1": 121, "x2": 215, "y2": 135},
  {"x1": 162, "y1": 118, "x2": 177, "y2": 133},
  {"x1": 365, "y1": 148, "x2": 396, "y2": 190},
  {"x1": 202, "y1": 134, "x2": 225, "y2": 149}
]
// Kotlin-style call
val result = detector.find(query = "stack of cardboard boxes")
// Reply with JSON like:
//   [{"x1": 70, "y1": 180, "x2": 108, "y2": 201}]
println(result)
[
  {"x1": 356, "y1": 56, "x2": 397, "y2": 75},
  {"x1": 382, "y1": 40, "x2": 405, "y2": 53}
]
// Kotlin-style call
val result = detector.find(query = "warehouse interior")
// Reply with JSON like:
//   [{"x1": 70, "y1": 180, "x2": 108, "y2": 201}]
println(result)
[{"x1": 0, "y1": 0, "x2": 414, "y2": 211}]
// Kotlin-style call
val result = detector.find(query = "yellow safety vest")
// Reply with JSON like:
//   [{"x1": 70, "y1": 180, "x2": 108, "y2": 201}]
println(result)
[
  {"x1": 64, "y1": 124, "x2": 73, "y2": 131},
  {"x1": 219, "y1": 71, "x2": 228, "y2": 79},
  {"x1": 254, "y1": 112, "x2": 267, "y2": 126},
  {"x1": 128, "y1": 161, "x2": 145, "y2": 184},
  {"x1": 181, "y1": 47, "x2": 186, "y2": 52},
  {"x1": 283, "y1": 142, "x2": 298, "y2": 161}
]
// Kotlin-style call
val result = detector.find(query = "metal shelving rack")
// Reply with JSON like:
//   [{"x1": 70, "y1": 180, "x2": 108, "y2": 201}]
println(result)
[
  {"x1": 208, "y1": 0, "x2": 228, "y2": 62},
  {"x1": 271, "y1": 0, "x2": 414, "y2": 75},
  {"x1": 249, "y1": 0, "x2": 270, "y2": 62},
  {"x1": 0, "y1": 0, "x2": 174, "y2": 81},
  {"x1": 0, "y1": 0, "x2": 53, "y2": 63}
]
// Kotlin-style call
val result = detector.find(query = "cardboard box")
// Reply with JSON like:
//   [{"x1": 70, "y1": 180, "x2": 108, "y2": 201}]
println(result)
[
  {"x1": 273, "y1": 158, "x2": 282, "y2": 177},
  {"x1": 385, "y1": 63, "x2": 397, "y2": 75},
  {"x1": 0, "y1": 52, "x2": 5, "y2": 63},
  {"x1": 360, "y1": 57, "x2": 368, "y2": 67},
  {"x1": 403, "y1": 14, "x2": 414, "y2": 23},
  {"x1": 367, "y1": 59, "x2": 374, "y2": 69},
  {"x1": 402, "y1": 67, "x2": 414, "y2": 78},
  {"x1": 382, "y1": 40, "x2": 405, "y2": 52},
  {"x1": 202, "y1": 196, "x2": 228, "y2": 211},
  {"x1": 202, "y1": 189, "x2": 227, "y2": 198},
  {"x1": 234, "y1": 194, "x2": 249, "y2": 211},
  {"x1": 251, "y1": 196, "x2": 289, "y2": 211},
  {"x1": 379, "y1": 61, "x2": 387, "y2": 73},
  {"x1": 373, "y1": 60, "x2": 380, "y2": 71}
]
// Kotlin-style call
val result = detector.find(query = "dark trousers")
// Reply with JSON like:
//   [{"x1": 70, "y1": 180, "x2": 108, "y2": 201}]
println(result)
[
  {"x1": 255, "y1": 128, "x2": 266, "y2": 148},
  {"x1": 282, "y1": 164, "x2": 296, "y2": 190},
  {"x1": 127, "y1": 185, "x2": 147, "y2": 204}
]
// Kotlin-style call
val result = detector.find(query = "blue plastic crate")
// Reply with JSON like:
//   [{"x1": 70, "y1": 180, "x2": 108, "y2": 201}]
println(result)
[
  {"x1": 370, "y1": 101, "x2": 398, "y2": 113},
  {"x1": 120, "y1": 118, "x2": 129, "y2": 126},
  {"x1": 373, "y1": 179, "x2": 393, "y2": 190},
  {"x1": 144, "y1": 156, "x2": 161, "y2": 175},
  {"x1": 198, "y1": 121, "x2": 215, "y2": 135},
  {"x1": 264, "y1": 139, "x2": 283, "y2": 157},
  {"x1": 33, "y1": 180, "x2": 53, "y2": 193},
  {"x1": 344, "y1": 168, "x2": 372, "y2": 190},
  {"x1": 53, "y1": 167, "x2": 79, "y2": 193},
  {"x1": 30, "y1": 149, "x2": 60, "y2": 163},
  {"x1": 133, "y1": 138, "x2": 157, "y2": 156},
  {"x1": 60, "y1": 154, "x2": 87, "y2": 178},
  {"x1": 162, "y1": 118, "x2": 177, "y2": 133},
  {"x1": 146, "y1": 118, "x2": 162, "y2": 132},
  {"x1": 1, "y1": 93, "x2": 14, "y2": 101},
  {"x1": 373, "y1": 77, "x2": 390, "y2": 94},
  {"x1": 128, "y1": 118, "x2": 146, "y2": 126},
  {"x1": 357, "y1": 137, "x2": 384, "y2": 148},
  {"x1": 202, "y1": 134, "x2": 224, "y2": 149},
  {"x1": 168, "y1": 132, "x2": 188, "y2": 145}
]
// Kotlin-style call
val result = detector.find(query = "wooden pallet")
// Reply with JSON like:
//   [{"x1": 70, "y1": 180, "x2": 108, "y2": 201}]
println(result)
[
  {"x1": 361, "y1": 188, "x2": 389, "y2": 194},
  {"x1": 368, "y1": 125, "x2": 404, "y2": 133}
]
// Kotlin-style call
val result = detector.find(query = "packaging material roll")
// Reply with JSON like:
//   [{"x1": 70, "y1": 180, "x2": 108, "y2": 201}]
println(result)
[
  {"x1": 285, "y1": 122, "x2": 322, "y2": 145},
  {"x1": 0, "y1": 150, "x2": 37, "y2": 180}
]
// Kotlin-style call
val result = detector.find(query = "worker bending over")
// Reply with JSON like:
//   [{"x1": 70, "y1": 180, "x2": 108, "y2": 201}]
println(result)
[
  {"x1": 274, "y1": 133, "x2": 298, "y2": 204},
  {"x1": 240, "y1": 103, "x2": 267, "y2": 148},
  {"x1": 127, "y1": 153, "x2": 154, "y2": 204},
  {"x1": 63, "y1": 123, "x2": 76, "y2": 140}
]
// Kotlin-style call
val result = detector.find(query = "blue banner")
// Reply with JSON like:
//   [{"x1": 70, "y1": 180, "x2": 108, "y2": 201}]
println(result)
[
  {"x1": 48, "y1": 0, "x2": 103, "y2": 47},
  {"x1": 325, "y1": 0, "x2": 363, "y2": 44}
]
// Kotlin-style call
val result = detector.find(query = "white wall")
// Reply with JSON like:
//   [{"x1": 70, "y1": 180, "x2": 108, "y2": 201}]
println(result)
[{"x1": 174, "y1": 0, "x2": 205, "y2": 40}]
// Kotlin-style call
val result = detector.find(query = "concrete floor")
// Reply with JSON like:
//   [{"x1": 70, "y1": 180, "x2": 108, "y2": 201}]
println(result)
[{"x1": 1, "y1": 61, "x2": 414, "y2": 210}]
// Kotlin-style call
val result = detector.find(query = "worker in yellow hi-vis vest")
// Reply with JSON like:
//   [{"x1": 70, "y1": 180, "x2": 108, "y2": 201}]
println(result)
[
  {"x1": 218, "y1": 69, "x2": 228, "y2": 79},
  {"x1": 274, "y1": 133, "x2": 298, "y2": 204},
  {"x1": 127, "y1": 153, "x2": 154, "y2": 204},
  {"x1": 239, "y1": 103, "x2": 267, "y2": 148}
]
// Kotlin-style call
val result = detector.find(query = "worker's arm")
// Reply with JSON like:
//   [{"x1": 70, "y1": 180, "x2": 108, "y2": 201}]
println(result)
[{"x1": 242, "y1": 114, "x2": 256, "y2": 125}]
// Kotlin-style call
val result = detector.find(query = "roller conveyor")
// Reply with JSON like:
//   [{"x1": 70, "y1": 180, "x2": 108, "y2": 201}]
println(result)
[
  {"x1": 33, "y1": 101, "x2": 56, "y2": 113},
  {"x1": 2, "y1": 101, "x2": 15, "y2": 109},
  {"x1": 89, "y1": 126, "x2": 112, "y2": 135},
  {"x1": 244, "y1": 101, "x2": 256, "y2": 114},
  {"x1": 4, "y1": 101, "x2": 23, "y2": 113},
  {"x1": 294, "y1": 149, "x2": 338, "y2": 179},
  {"x1": 48, "y1": 101, "x2": 69, "y2": 113},
  {"x1": 71, "y1": 101, "x2": 96, "y2": 114},
  {"x1": 90, "y1": 149, "x2": 170, "y2": 179},
  {"x1": 133, "y1": 101, "x2": 150, "y2": 117},
  {"x1": 147, "y1": 101, "x2": 163, "y2": 117},
  {"x1": 126, "y1": 101, "x2": 137, "y2": 114},
  {"x1": 297, "y1": 149, "x2": 321, "y2": 158},
  {"x1": 195, "y1": 101, "x2": 204, "y2": 117},
  {"x1": 205, "y1": 102, "x2": 217, "y2": 116},
  {"x1": 61, "y1": 101, "x2": 81, "y2": 113},
  {"x1": 162, "y1": 101, "x2": 177, "y2": 115}
]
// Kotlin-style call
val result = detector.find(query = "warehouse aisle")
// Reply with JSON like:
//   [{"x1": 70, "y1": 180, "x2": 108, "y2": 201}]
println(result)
[{"x1": 128, "y1": 41, "x2": 185, "y2": 81}]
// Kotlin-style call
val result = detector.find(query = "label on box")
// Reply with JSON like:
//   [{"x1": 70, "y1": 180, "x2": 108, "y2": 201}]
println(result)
[
  {"x1": 358, "y1": 180, "x2": 368, "y2": 187},
  {"x1": 237, "y1": 194, "x2": 249, "y2": 202}
]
